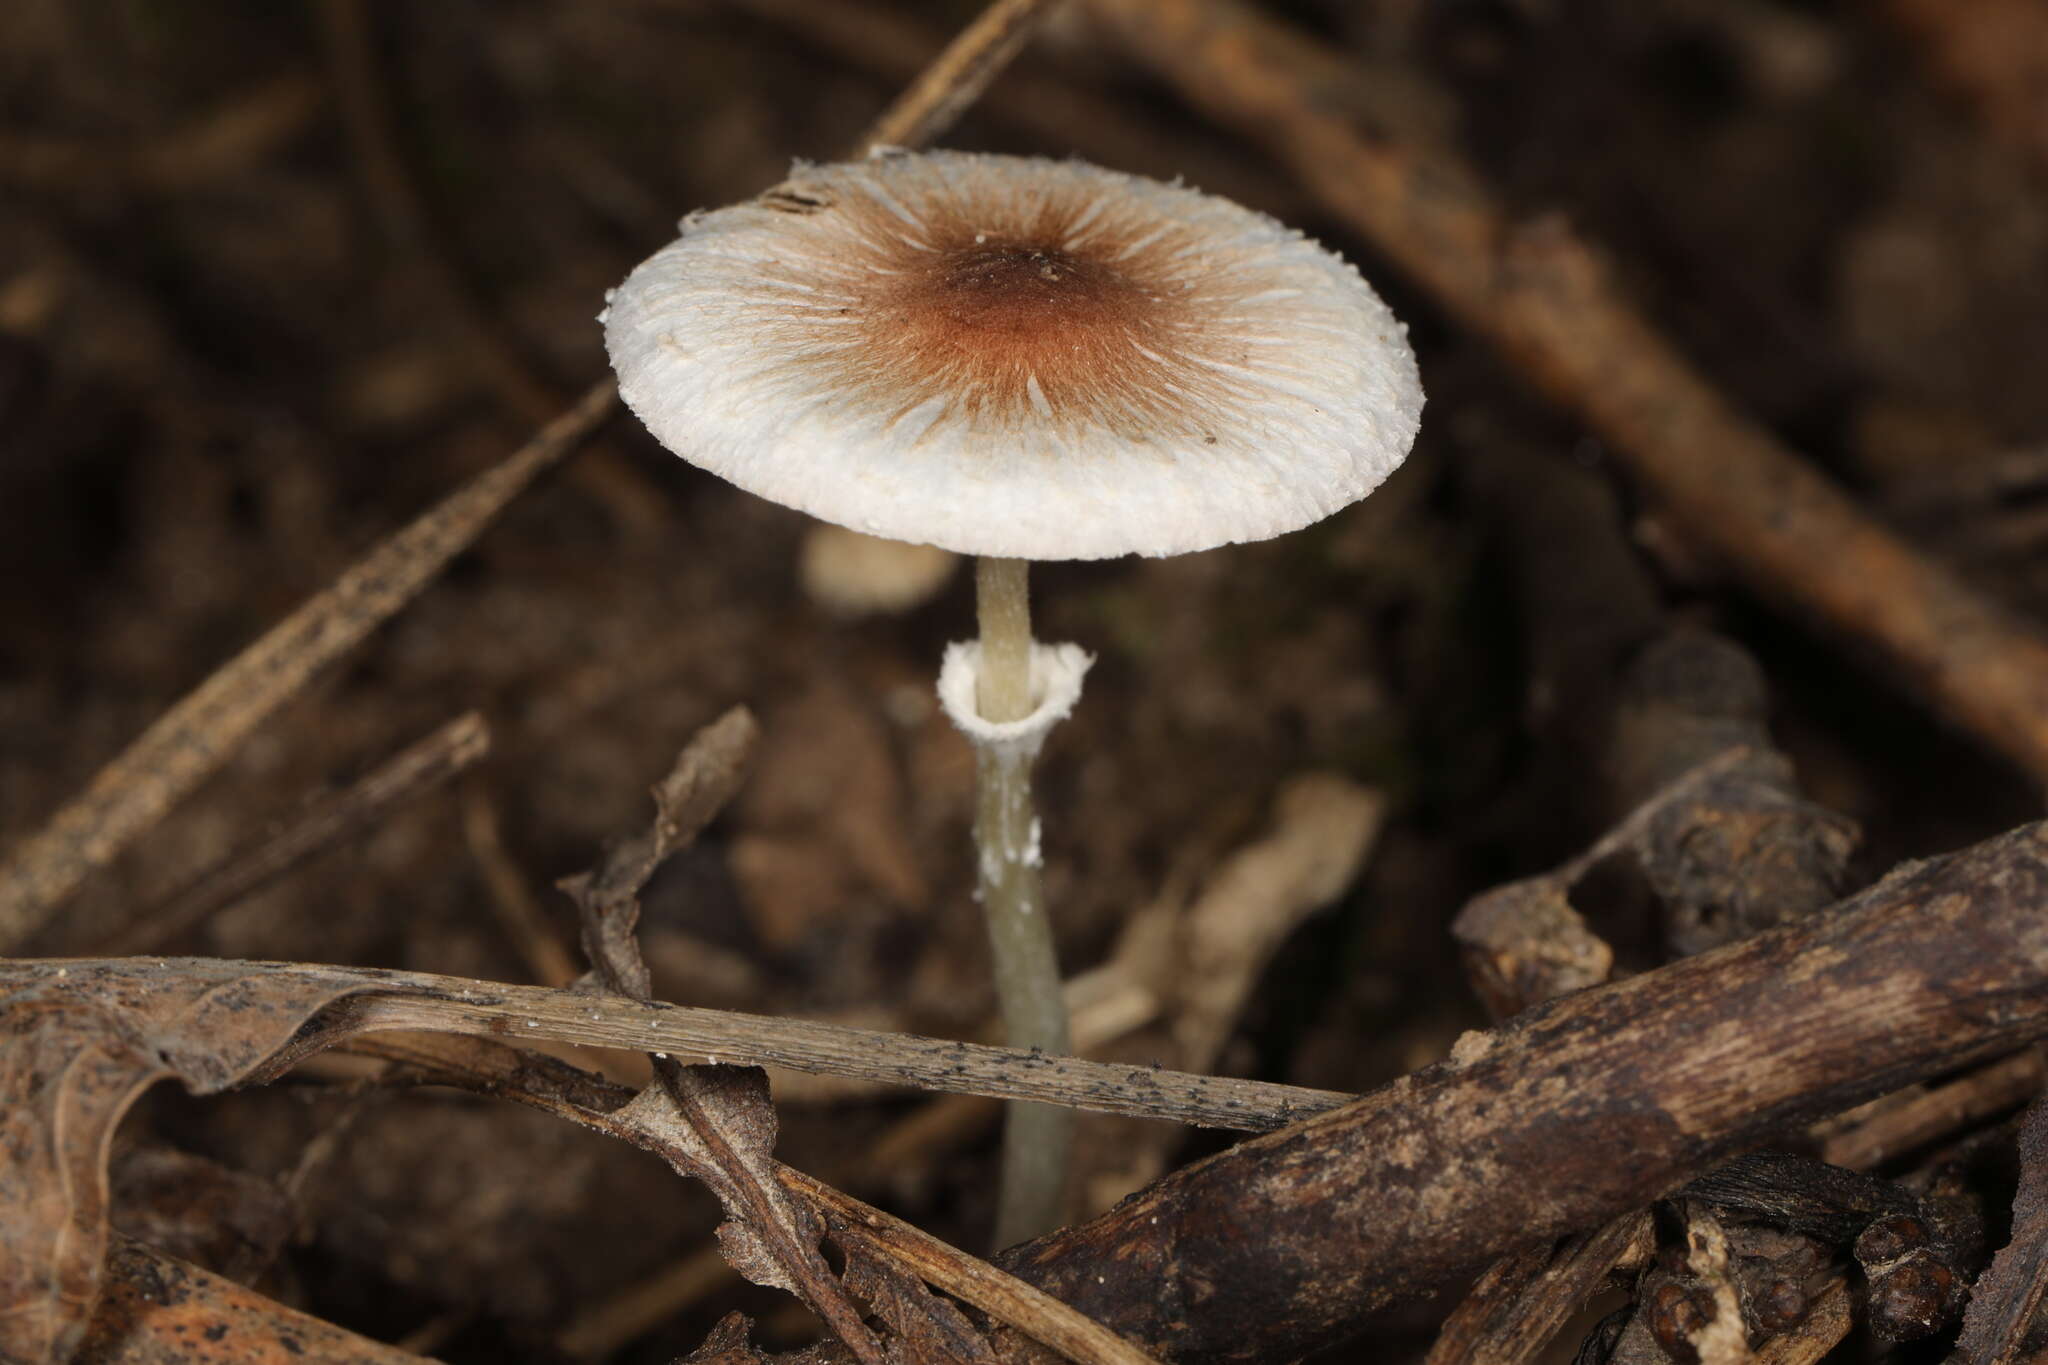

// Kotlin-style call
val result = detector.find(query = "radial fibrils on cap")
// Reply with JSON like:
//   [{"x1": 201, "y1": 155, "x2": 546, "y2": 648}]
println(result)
[{"x1": 603, "y1": 150, "x2": 1424, "y2": 560}]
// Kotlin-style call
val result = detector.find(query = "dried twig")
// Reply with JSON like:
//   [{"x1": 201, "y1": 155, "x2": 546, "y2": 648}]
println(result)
[
  {"x1": 98, "y1": 713, "x2": 490, "y2": 957},
  {"x1": 1424, "y1": 1211, "x2": 1650, "y2": 1365},
  {"x1": 854, "y1": 0, "x2": 1064, "y2": 156},
  {"x1": 1956, "y1": 1098, "x2": 2048, "y2": 1363},
  {"x1": 997, "y1": 818, "x2": 2048, "y2": 1361},
  {"x1": 461, "y1": 782, "x2": 581, "y2": 988},
  {"x1": 18, "y1": 804, "x2": 2048, "y2": 1364},
  {"x1": 727, "y1": 0, "x2": 1308, "y2": 217},
  {"x1": 546, "y1": 708, "x2": 1160, "y2": 1362},
  {"x1": 361, "y1": 1030, "x2": 1160, "y2": 1364},
  {"x1": 1607, "y1": 631, "x2": 1860, "y2": 956},
  {"x1": 5, "y1": 0, "x2": 1043, "y2": 962},
  {"x1": 1820, "y1": 1048, "x2": 2047, "y2": 1171},
  {"x1": 1453, "y1": 747, "x2": 1751, "y2": 1016},
  {"x1": 1468, "y1": 441, "x2": 1858, "y2": 957},
  {"x1": 1086, "y1": 0, "x2": 2048, "y2": 787},
  {"x1": 787, "y1": 1170, "x2": 1161, "y2": 1365},
  {"x1": 1446, "y1": 621, "x2": 1859, "y2": 1357},
  {"x1": 0, "y1": 379, "x2": 616, "y2": 951},
  {"x1": 326, "y1": 968, "x2": 1351, "y2": 1130}
]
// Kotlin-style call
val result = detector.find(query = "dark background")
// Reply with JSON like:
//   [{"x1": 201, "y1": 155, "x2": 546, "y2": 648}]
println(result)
[{"x1": 5, "y1": 1, "x2": 2047, "y2": 1359}]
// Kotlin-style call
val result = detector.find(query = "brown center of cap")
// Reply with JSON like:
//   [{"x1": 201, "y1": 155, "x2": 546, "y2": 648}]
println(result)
[
  {"x1": 931, "y1": 244, "x2": 1133, "y2": 337},
  {"x1": 868, "y1": 238, "x2": 1175, "y2": 424}
]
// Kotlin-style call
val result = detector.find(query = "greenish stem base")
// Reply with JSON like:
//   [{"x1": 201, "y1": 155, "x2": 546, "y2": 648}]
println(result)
[{"x1": 972, "y1": 555, "x2": 1074, "y2": 1248}]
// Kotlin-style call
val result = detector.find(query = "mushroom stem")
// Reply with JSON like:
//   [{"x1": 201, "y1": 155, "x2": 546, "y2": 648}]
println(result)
[
  {"x1": 974, "y1": 556, "x2": 1034, "y2": 720},
  {"x1": 972, "y1": 554, "x2": 1074, "y2": 1247}
]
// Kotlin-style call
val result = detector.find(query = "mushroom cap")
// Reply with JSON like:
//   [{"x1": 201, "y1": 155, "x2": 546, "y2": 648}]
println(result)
[{"x1": 602, "y1": 151, "x2": 1423, "y2": 560}]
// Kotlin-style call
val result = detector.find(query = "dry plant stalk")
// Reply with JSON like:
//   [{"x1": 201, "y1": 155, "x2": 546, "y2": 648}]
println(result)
[
  {"x1": 1819, "y1": 1049, "x2": 2047, "y2": 1171},
  {"x1": 10, "y1": 1, "x2": 1177, "y2": 1361},
  {"x1": 257, "y1": 961, "x2": 1354, "y2": 1128},
  {"x1": 100, "y1": 712, "x2": 490, "y2": 957},
  {"x1": 1423, "y1": 1212, "x2": 1652, "y2": 1365},
  {"x1": 856, "y1": 0, "x2": 1065, "y2": 155}
]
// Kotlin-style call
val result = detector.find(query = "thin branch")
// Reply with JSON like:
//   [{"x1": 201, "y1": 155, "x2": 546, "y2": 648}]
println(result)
[
  {"x1": 787, "y1": 1169, "x2": 1162, "y2": 1365},
  {"x1": 461, "y1": 783, "x2": 581, "y2": 988},
  {"x1": 729, "y1": 0, "x2": 1308, "y2": 216},
  {"x1": 99, "y1": 713, "x2": 490, "y2": 957},
  {"x1": 1820, "y1": 1048, "x2": 2046, "y2": 1171},
  {"x1": 1424, "y1": 1212, "x2": 1650, "y2": 1365},
  {"x1": 0, "y1": 379, "x2": 616, "y2": 951},
  {"x1": 1956, "y1": 1098, "x2": 2048, "y2": 1364},
  {"x1": 315, "y1": 969, "x2": 1352, "y2": 1130},
  {"x1": 558, "y1": 711, "x2": 889, "y2": 1365},
  {"x1": 1453, "y1": 746, "x2": 1753, "y2": 1015},
  {"x1": 852, "y1": 0, "x2": 1065, "y2": 157}
]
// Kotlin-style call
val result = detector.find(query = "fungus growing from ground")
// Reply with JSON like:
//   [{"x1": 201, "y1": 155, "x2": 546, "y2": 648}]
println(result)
[{"x1": 602, "y1": 149, "x2": 1422, "y2": 1245}]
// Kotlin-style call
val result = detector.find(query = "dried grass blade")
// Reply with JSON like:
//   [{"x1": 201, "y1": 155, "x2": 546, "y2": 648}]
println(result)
[{"x1": 100, "y1": 712, "x2": 490, "y2": 957}]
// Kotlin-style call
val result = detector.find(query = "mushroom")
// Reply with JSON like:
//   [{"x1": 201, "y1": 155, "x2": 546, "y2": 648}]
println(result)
[{"x1": 602, "y1": 150, "x2": 1422, "y2": 1244}]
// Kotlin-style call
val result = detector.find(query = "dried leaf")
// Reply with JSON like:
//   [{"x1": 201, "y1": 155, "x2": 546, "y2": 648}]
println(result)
[
  {"x1": 558, "y1": 710, "x2": 884, "y2": 1364},
  {"x1": 840, "y1": 1240, "x2": 1000, "y2": 1365},
  {"x1": 618, "y1": 1066, "x2": 818, "y2": 1297},
  {"x1": 558, "y1": 707, "x2": 759, "y2": 999},
  {"x1": 108, "y1": 1146, "x2": 293, "y2": 1282},
  {"x1": 683, "y1": 1312, "x2": 771, "y2": 1364},
  {"x1": 0, "y1": 959, "x2": 377, "y2": 1362},
  {"x1": 0, "y1": 952, "x2": 1184, "y2": 1365},
  {"x1": 71, "y1": 1236, "x2": 432, "y2": 1365}
]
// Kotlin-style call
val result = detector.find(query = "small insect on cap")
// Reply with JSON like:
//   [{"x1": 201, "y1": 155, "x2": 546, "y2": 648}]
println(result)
[{"x1": 602, "y1": 151, "x2": 1424, "y2": 560}]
